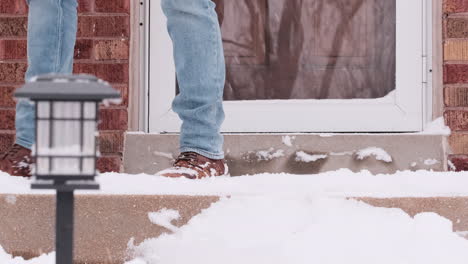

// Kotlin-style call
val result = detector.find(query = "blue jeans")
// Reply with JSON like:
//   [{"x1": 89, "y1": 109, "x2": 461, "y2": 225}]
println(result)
[
  {"x1": 16, "y1": 0, "x2": 78, "y2": 149},
  {"x1": 17, "y1": 0, "x2": 226, "y2": 160},
  {"x1": 162, "y1": 0, "x2": 226, "y2": 159}
]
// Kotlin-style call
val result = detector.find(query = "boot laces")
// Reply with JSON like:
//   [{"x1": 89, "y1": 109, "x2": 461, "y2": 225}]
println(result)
[{"x1": 174, "y1": 152, "x2": 199, "y2": 167}]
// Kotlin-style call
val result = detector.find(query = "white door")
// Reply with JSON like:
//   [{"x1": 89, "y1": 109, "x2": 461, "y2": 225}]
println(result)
[{"x1": 147, "y1": 0, "x2": 427, "y2": 133}]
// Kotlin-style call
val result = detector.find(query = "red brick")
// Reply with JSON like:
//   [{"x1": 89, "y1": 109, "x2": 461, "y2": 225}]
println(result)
[
  {"x1": 74, "y1": 63, "x2": 128, "y2": 83},
  {"x1": 448, "y1": 133, "x2": 468, "y2": 154},
  {"x1": 99, "y1": 131, "x2": 124, "y2": 154},
  {"x1": 0, "y1": 86, "x2": 16, "y2": 107},
  {"x1": 446, "y1": 18, "x2": 468, "y2": 38},
  {"x1": 74, "y1": 39, "x2": 93, "y2": 60},
  {"x1": 0, "y1": 133, "x2": 14, "y2": 153},
  {"x1": 0, "y1": 17, "x2": 28, "y2": 38},
  {"x1": 0, "y1": 39, "x2": 27, "y2": 60},
  {"x1": 98, "y1": 109, "x2": 128, "y2": 130},
  {"x1": 0, "y1": 0, "x2": 28, "y2": 15},
  {"x1": 94, "y1": 39, "x2": 129, "y2": 60},
  {"x1": 0, "y1": 63, "x2": 27, "y2": 84},
  {"x1": 78, "y1": 0, "x2": 94, "y2": 13},
  {"x1": 444, "y1": 0, "x2": 468, "y2": 13},
  {"x1": 445, "y1": 110, "x2": 468, "y2": 131},
  {"x1": 448, "y1": 155, "x2": 468, "y2": 171},
  {"x1": 97, "y1": 155, "x2": 122, "y2": 172},
  {"x1": 77, "y1": 16, "x2": 129, "y2": 38},
  {"x1": 444, "y1": 64, "x2": 468, "y2": 84},
  {"x1": 95, "y1": 0, "x2": 129, "y2": 13},
  {"x1": 0, "y1": 109, "x2": 15, "y2": 130},
  {"x1": 444, "y1": 86, "x2": 468, "y2": 107}
]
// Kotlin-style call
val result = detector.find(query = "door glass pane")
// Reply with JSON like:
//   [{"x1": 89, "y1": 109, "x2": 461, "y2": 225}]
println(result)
[{"x1": 217, "y1": 0, "x2": 396, "y2": 101}]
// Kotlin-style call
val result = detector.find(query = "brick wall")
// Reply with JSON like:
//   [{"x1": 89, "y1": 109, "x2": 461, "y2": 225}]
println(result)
[
  {"x1": 444, "y1": 0, "x2": 468, "y2": 171},
  {"x1": 0, "y1": 0, "x2": 129, "y2": 172}
]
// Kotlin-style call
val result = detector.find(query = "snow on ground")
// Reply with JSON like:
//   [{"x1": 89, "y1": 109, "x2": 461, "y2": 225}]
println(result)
[
  {"x1": 2, "y1": 169, "x2": 468, "y2": 263},
  {"x1": 0, "y1": 246, "x2": 54, "y2": 264},
  {"x1": 148, "y1": 209, "x2": 180, "y2": 233},
  {"x1": 126, "y1": 196, "x2": 468, "y2": 264},
  {"x1": 3, "y1": 169, "x2": 468, "y2": 197}
]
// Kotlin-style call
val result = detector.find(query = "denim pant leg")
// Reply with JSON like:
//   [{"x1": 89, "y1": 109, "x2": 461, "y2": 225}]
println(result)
[
  {"x1": 16, "y1": 0, "x2": 78, "y2": 149},
  {"x1": 161, "y1": 0, "x2": 226, "y2": 160}
]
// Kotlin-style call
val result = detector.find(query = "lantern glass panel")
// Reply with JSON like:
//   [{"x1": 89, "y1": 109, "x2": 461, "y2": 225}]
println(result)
[
  {"x1": 37, "y1": 102, "x2": 50, "y2": 118},
  {"x1": 53, "y1": 102, "x2": 81, "y2": 119},
  {"x1": 51, "y1": 120, "x2": 81, "y2": 155},
  {"x1": 84, "y1": 102, "x2": 97, "y2": 119},
  {"x1": 82, "y1": 158, "x2": 95, "y2": 175},
  {"x1": 36, "y1": 157, "x2": 50, "y2": 175},
  {"x1": 83, "y1": 121, "x2": 96, "y2": 155},
  {"x1": 51, "y1": 157, "x2": 80, "y2": 175},
  {"x1": 36, "y1": 120, "x2": 50, "y2": 154}
]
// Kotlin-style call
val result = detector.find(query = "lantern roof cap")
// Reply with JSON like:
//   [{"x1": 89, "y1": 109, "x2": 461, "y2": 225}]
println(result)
[{"x1": 15, "y1": 74, "x2": 120, "y2": 101}]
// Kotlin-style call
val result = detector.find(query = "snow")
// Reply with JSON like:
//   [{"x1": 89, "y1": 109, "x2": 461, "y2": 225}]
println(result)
[
  {"x1": 125, "y1": 259, "x2": 147, "y2": 264},
  {"x1": 102, "y1": 98, "x2": 123, "y2": 107},
  {"x1": 2, "y1": 169, "x2": 468, "y2": 263},
  {"x1": 148, "y1": 209, "x2": 180, "y2": 233},
  {"x1": 126, "y1": 196, "x2": 468, "y2": 264},
  {"x1": 281, "y1": 135, "x2": 295, "y2": 147},
  {"x1": 3, "y1": 169, "x2": 468, "y2": 198},
  {"x1": 420, "y1": 117, "x2": 451, "y2": 135},
  {"x1": 156, "y1": 167, "x2": 198, "y2": 177},
  {"x1": 424, "y1": 159, "x2": 440, "y2": 166},
  {"x1": 255, "y1": 148, "x2": 285, "y2": 161},
  {"x1": 355, "y1": 147, "x2": 393, "y2": 163},
  {"x1": 448, "y1": 160, "x2": 457, "y2": 171},
  {"x1": 4, "y1": 195, "x2": 16, "y2": 205},
  {"x1": 295, "y1": 151, "x2": 327, "y2": 163},
  {"x1": 0, "y1": 246, "x2": 54, "y2": 264}
]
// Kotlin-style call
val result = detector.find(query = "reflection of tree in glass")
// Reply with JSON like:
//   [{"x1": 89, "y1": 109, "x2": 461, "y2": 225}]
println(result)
[
  {"x1": 268, "y1": 0, "x2": 305, "y2": 99},
  {"x1": 317, "y1": 0, "x2": 365, "y2": 99},
  {"x1": 216, "y1": 0, "x2": 395, "y2": 101}
]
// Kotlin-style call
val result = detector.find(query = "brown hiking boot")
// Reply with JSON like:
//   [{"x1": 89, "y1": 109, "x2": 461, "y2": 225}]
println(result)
[
  {"x1": 0, "y1": 144, "x2": 33, "y2": 177},
  {"x1": 157, "y1": 152, "x2": 229, "y2": 179}
]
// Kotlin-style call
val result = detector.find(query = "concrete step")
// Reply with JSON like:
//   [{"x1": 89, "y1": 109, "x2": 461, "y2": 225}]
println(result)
[
  {"x1": 124, "y1": 133, "x2": 448, "y2": 176},
  {"x1": 1, "y1": 194, "x2": 467, "y2": 264}
]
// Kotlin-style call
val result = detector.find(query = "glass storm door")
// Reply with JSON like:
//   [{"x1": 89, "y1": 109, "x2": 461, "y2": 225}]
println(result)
[{"x1": 148, "y1": 0, "x2": 425, "y2": 133}]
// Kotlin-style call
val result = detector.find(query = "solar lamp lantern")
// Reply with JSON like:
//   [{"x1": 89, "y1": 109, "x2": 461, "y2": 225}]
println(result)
[{"x1": 14, "y1": 74, "x2": 120, "y2": 264}]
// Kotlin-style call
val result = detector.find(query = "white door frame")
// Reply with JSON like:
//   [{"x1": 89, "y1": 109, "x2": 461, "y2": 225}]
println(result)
[{"x1": 144, "y1": 0, "x2": 432, "y2": 133}]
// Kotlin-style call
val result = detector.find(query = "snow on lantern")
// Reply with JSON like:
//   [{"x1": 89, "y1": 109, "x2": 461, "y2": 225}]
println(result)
[
  {"x1": 14, "y1": 74, "x2": 120, "y2": 264},
  {"x1": 15, "y1": 74, "x2": 119, "y2": 187}
]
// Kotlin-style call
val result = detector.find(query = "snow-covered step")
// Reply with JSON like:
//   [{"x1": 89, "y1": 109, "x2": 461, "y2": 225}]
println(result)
[
  {"x1": 124, "y1": 133, "x2": 448, "y2": 176},
  {"x1": 0, "y1": 194, "x2": 219, "y2": 264},
  {"x1": 1, "y1": 194, "x2": 467, "y2": 264}
]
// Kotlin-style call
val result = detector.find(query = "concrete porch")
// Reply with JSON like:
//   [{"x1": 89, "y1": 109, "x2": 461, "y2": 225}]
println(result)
[{"x1": 123, "y1": 133, "x2": 449, "y2": 175}]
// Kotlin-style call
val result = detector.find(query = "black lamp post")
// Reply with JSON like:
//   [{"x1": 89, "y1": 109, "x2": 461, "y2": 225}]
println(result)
[{"x1": 15, "y1": 74, "x2": 120, "y2": 264}]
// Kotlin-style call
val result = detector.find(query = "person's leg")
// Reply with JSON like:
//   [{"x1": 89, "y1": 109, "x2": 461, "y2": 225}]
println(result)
[
  {"x1": 161, "y1": 0, "x2": 226, "y2": 160},
  {"x1": 15, "y1": 0, "x2": 78, "y2": 149}
]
